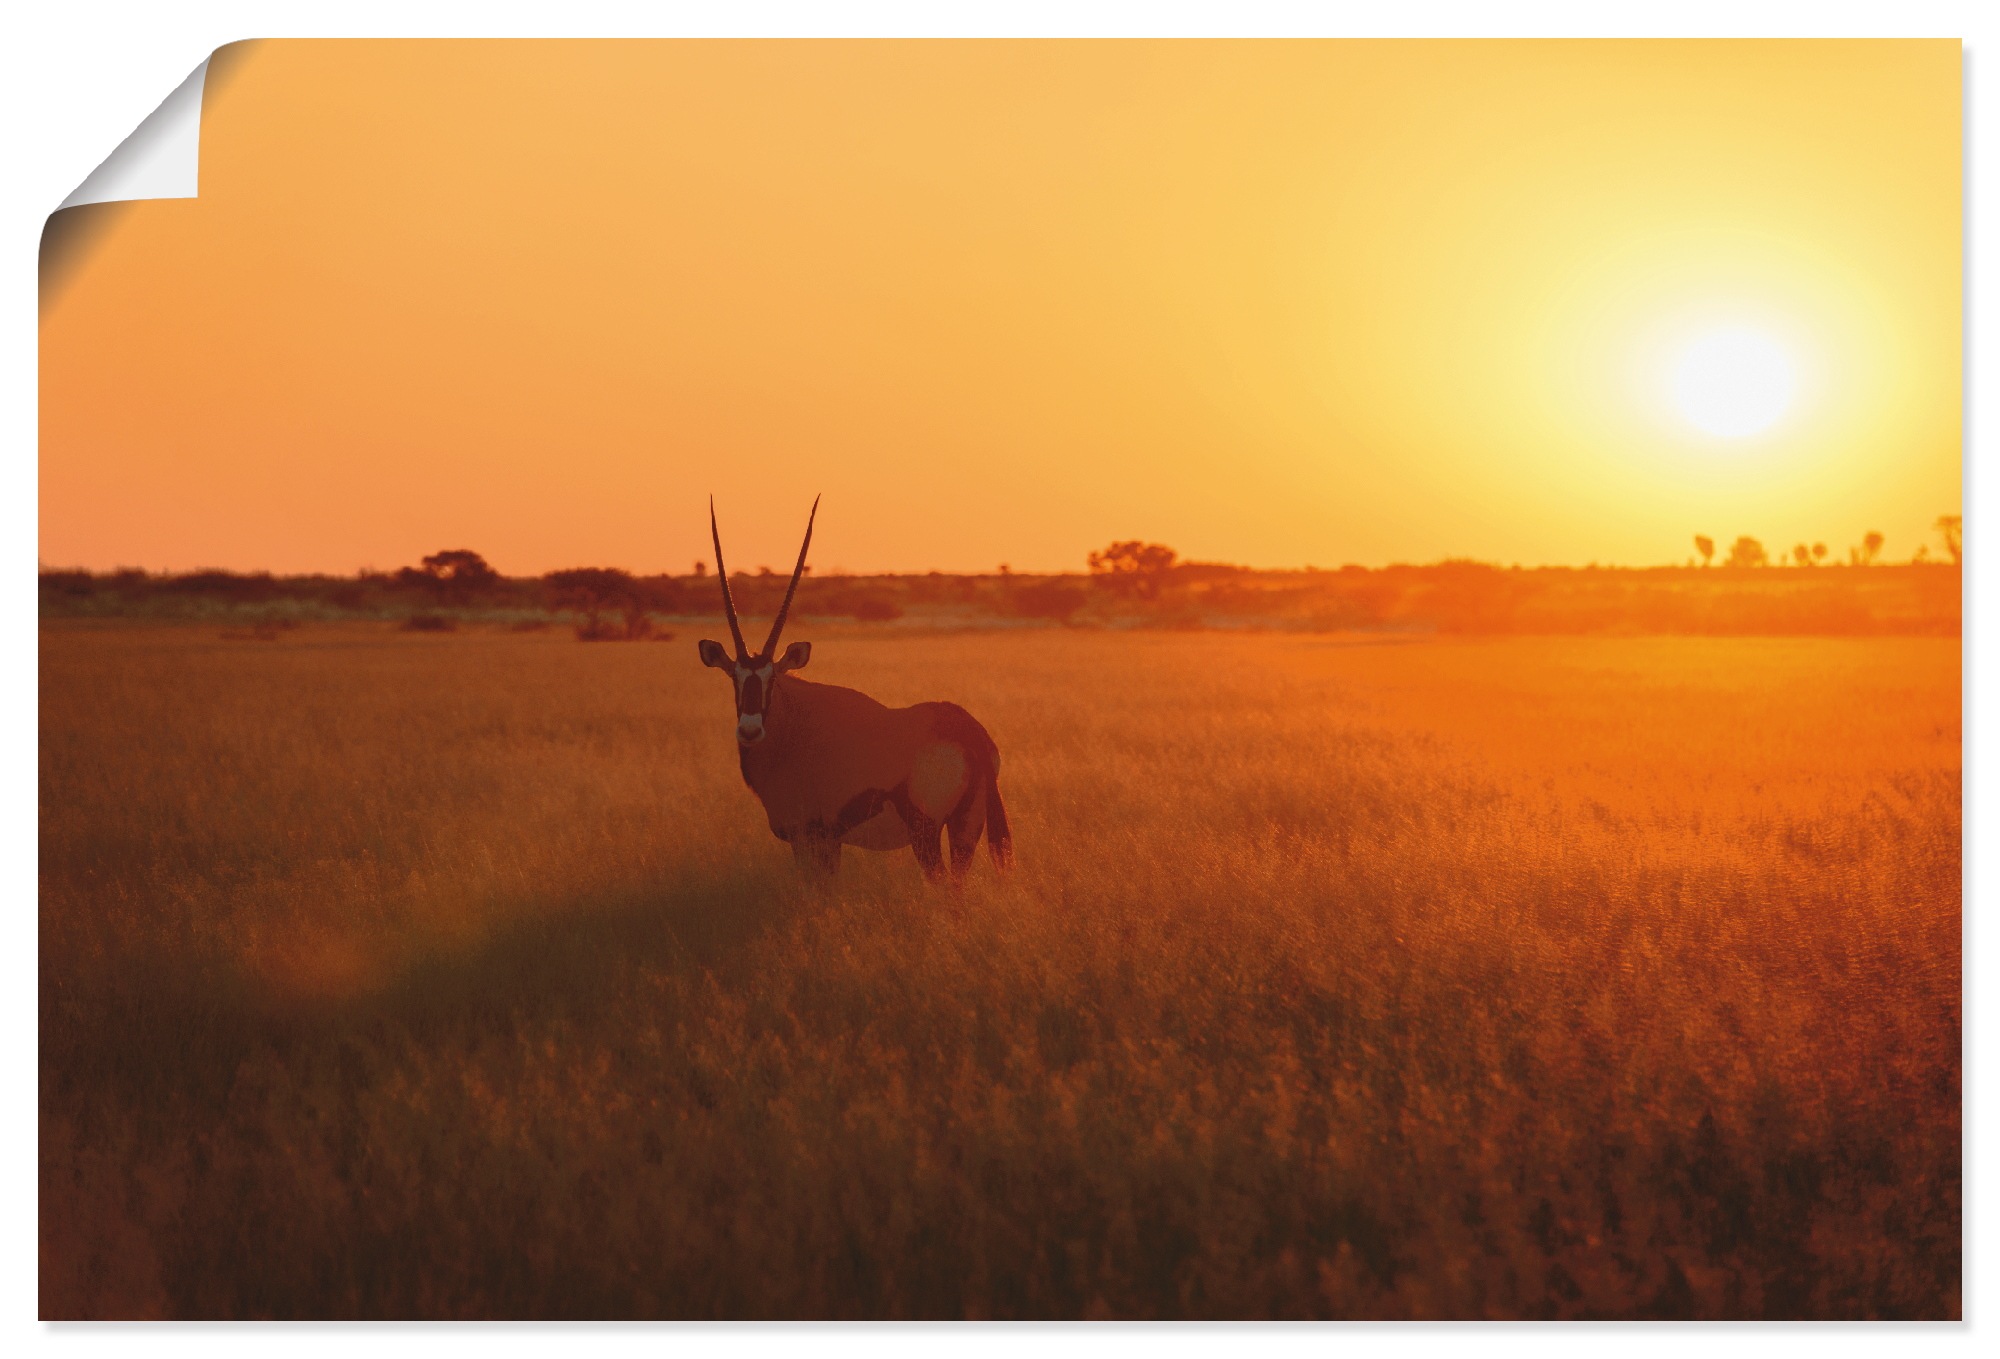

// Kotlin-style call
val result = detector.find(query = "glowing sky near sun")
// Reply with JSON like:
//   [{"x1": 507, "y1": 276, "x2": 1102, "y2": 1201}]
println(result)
[{"x1": 39, "y1": 40, "x2": 1960, "y2": 575}]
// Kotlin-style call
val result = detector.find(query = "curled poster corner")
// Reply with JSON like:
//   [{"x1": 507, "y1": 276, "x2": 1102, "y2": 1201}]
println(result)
[
  {"x1": 40, "y1": 41, "x2": 259, "y2": 318},
  {"x1": 58, "y1": 57, "x2": 211, "y2": 211}
]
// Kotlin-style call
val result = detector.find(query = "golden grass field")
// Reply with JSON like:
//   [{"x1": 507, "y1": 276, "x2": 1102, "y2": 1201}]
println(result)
[{"x1": 40, "y1": 621, "x2": 1960, "y2": 1319}]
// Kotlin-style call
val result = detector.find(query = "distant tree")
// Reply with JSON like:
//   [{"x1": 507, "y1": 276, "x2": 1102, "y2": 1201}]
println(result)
[
  {"x1": 1913, "y1": 545, "x2": 1931, "y2": 564},
  {"x1": 396, "y1": 548, "x2": 499, "y2": 603},
  {"x1": 692, "y1": 560, "x2": 708, "y2": 577},
  {"x1": 1088, "y1": 541, "x2": 1179, "y2": 599},
  {"x1": 1694, "y1": 535, "x2": 1715, "y2": 567},
  {"x1": 420, "y1": 549, "x2": 498, "y2": 588},
  {"x1": 1725, "y1": 536, "x2": 1769, "y2": 569},
  {"x1": 1936, "y1": 515, "x2": 1962, "y2": 566},
  {"x1": 1854, "y1": 530, "x2": 1885, "y2": 566},
  {"x1": 1791, "y1": 543, "x2": 1812, "y2": 568},
  {"x1": 1812, "y1": 542, "x2": 1828, "y2": 565},
  {"x1": 544, "y1": 566, "x2": 651, "y2": 640}
]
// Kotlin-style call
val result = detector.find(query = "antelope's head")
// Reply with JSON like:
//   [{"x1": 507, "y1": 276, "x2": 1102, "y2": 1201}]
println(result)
[{"x1": 699, "y1": 496, "x2": 817, "y2": 746}]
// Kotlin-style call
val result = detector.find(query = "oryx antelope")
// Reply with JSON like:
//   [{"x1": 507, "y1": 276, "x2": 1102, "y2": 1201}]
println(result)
[{"x1": 699, "y1": 497, "x2": 1013, "y2": 882}]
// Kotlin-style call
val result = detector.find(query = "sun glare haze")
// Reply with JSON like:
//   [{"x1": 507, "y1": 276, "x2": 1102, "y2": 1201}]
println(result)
[{"x1": 1669, "y1": 326, "x2": 1798, "y2": 440}]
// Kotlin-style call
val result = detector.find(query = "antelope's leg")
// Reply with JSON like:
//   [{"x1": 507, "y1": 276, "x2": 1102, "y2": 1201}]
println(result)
[
  {"x1": 946, "y1": 782, "x2": 986, "y2": 883},
  {"x1": 888, "y1": 784, "x2": 945, "y2": 883},
  {"x1": 908, "y1": 812, "x2": 944, "y2": 882}
]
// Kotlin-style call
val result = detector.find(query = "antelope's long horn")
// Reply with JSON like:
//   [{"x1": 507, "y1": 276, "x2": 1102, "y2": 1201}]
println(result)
[
  {"x1": 761, "y1": 494, "x2": 820, "y2": 659},
  {"x1": 710, "y1": 496, "x2": 749, "y2": 659}
]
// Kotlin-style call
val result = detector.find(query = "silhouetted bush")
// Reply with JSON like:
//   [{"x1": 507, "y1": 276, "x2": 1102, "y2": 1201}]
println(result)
[
  {"x1": 1008, "y1": 580, "x2": 1088, "y2": 622},
  {"x1": 903, "y1": 572, "x2": 963, "y2": 604},
  {"x1": 812, "y1": 586, "x2": 904, "y2": 622},
  {"x1": 1936, "y1": 516, "x2": 1962, "y2": 565},
  {"x1": 1424, "y1": 560, "x2": 1518, "y2": 633},
  {"x1": 1089, "y1": 541, "x2": 1178, "y2": 599},
  {"x1": 162, "y1": 570, "x2": 282, "y2": 601},
  {"x1": 575, "y1": 614, "x2": 663, "y2": 642},
  {"x1": 396, "y1": 549, "x2": 502, "y2": 605},
  {"x1": 1170, "y1": 561, "x2": 1247, "y2": 585},
  {"x1": 545, "y1": 567, "x2": 655, "y2": 640}
]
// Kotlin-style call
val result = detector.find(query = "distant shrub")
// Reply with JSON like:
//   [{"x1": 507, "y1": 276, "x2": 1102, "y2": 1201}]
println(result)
[
  {"x1": 1008, "y1": 581, "x2": 1087, "y2": 622},
  {"x1": 576, "y1": 615, "x2": 661, "y2": 641},
  {"x1": 816, "y1": 586, "x2": 905, "y2": 622},
  {"x1": 641, "y1": 576, "x2": 708, "y2": 615},
  {"x1": 1169, "y1": 561, "x2": 1246, "y2": 585},
  {"x1": 546, "y1": 567, "x2": 655, "y2": 640},
  {"x1": 1425, "y1": 562, "x2": 1518, "y2": 633},
  {"x1": 400, "y1": 614, "x2": 455, "y2": 633},
  {"x1": 850, "y1": 594, "x2": 904, "y2": 622},
  {"x1": 1935, "y1": 516, "x2": 1961, "y2": 566},
  {"x1": 1309, "y1": 573, "x2": 1399, "y2": 629},
  {"x1": 161, "y1": 570, "x2": 281, "y2": 601},
  {"x1": 902, "y1": 572, "x2": 962, "y2": 604}
]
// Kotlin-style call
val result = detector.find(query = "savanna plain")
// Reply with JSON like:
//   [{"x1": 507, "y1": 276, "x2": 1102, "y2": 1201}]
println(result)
[{"x1": 40, "y1": 622, "x2": 1960, "y2": 1318}]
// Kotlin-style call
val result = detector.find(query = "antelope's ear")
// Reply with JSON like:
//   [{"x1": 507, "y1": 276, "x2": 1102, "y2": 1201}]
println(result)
[
  {"x1": 697, "y1": 639, "x2": 732, "y2": 669},
  {"x1": 776, "y1": 640, "x2": 812, "y2": 672}
]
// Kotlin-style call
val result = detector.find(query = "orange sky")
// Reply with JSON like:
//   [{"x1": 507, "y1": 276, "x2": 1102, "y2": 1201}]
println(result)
[{"x1": 39, "y1": 40, "x2": 1961, "y2": 576}]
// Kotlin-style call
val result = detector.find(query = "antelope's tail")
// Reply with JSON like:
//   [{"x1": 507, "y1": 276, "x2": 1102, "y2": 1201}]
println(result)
[{"x1": 985, "y1": 768, "x2": 1013, "y2": 872}]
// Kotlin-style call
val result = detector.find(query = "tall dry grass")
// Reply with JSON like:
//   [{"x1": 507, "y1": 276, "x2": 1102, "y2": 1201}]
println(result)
[{"x1": 40, "y1": 622, "x2": 1959, "y2": 1318}]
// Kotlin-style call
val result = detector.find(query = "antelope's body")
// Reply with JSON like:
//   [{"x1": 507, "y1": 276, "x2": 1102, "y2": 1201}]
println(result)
[{"x1": 700, "y1": 498, "x2": 1012, "y2": 881}]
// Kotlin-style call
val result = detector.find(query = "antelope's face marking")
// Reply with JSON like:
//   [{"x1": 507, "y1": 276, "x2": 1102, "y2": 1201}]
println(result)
[{"x1": 699, "y1": 639, "x2": 811, "y2": 746}]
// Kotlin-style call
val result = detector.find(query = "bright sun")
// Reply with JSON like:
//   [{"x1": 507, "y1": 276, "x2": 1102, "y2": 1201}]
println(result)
[{"x1": 1669, "y1": 326, "x2": 1798, "y2": 439}]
